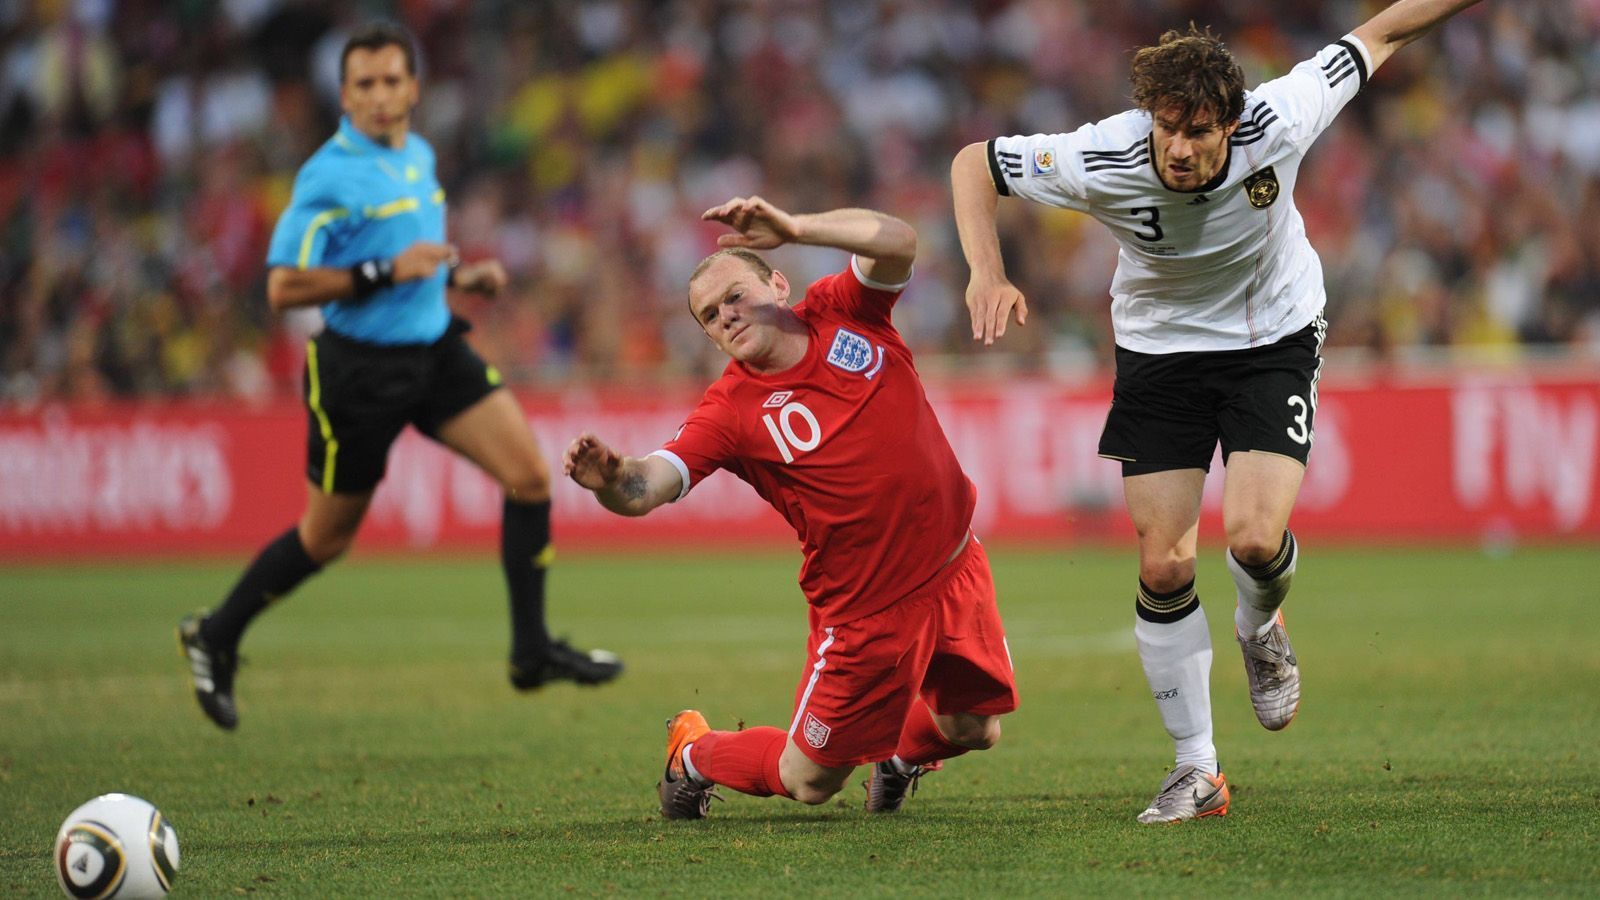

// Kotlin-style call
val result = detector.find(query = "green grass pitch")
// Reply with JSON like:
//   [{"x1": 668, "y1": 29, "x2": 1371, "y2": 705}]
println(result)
[{"x1": 2, "y1": 545, "x2": 1597, "y2": 896}]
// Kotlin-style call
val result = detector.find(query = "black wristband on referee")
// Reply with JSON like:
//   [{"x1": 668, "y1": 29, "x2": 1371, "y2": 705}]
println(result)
[{"x1": 351, "y1": 258, "x2": 395, "y2": 299}]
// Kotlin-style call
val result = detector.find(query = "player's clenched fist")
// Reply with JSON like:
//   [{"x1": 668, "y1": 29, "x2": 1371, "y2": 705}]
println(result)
[
  {"x1": 965, "y1": 276, "x2": 1028, "y2": 346},
  {"x1": 563, "y1": 432, "x2": 622, "y2": 490}
]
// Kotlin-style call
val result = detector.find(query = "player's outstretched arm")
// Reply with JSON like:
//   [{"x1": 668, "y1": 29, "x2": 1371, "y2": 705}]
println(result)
[
  {"x1": 562, "y1": 432, "x2": 682, "y2": 517},
  {"x1": 1352, "y1": 0, "x2": 1485, "y2": 73},
  {"x1": 266, "y1": 240, "x2": 458, "y2": 311},
  {"x1": 701, "y1": 197, "x2": 916, "y2": 287},
  {"x1": 951, "y1": 142, "x2": 1028, "y2": 346}
]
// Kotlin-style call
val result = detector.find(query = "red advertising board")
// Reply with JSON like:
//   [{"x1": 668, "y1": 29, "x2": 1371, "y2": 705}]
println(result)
[{"x1": 2, "y1": 371, "x2": 1597, "y2": 559}]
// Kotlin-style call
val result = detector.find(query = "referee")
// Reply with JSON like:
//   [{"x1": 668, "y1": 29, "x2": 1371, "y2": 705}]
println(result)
[{"x1": 178, "y1": 22, "x2": 621, "y2": 731}]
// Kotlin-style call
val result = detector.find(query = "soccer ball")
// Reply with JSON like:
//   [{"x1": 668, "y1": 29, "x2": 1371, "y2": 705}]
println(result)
[{"x1": 53, "y1": 794, "x2": 179, "y2": 899}]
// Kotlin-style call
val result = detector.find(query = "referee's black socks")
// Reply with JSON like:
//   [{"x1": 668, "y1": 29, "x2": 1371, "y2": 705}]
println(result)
[
  {"x1": 202, "y1": 527, "x2": 321, "y2": 651},
  {"x1": 502, "y1": 498, "x2": 554, "y2": 661}
]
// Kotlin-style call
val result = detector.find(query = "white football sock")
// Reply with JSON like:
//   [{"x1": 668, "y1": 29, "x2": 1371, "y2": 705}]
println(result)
[
  {"x1": 1229, "y1": 531, "x2": 1298, "y2": 638},
  {"x1": 1136, "y1": 605, "x2": 1216, "y2": 775},
  {"x1": 681, "y1": 742, "x2": 710, "y2": 786}
]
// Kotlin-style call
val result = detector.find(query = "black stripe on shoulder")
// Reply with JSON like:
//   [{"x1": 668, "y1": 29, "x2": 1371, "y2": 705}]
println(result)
[
  {"x1": 1324, "y1": 56, "x2": 1355, "y2": 85},
  {"x1": 1334, "y1": 38, "x2": 1368, "y2": 88},
  {"x1": 986, "y1": 139, "x2": 1011, "y2": 197},
  {"x1": 1230, "y1": 111, "x2": 1279, "y2": 144},
  {"x1": 1233, "y1": 101, "x2": 1268, "y2": 129},
  {"x1": 1083, "y1": 136, "x2": 1148, "y2": 161},
  {"x1": 1083, "y1": 158, "x2": 1147, "y2": 173},
  {"x1": 1082, "y1": 148, "x2": 1144, "y2": 162}
]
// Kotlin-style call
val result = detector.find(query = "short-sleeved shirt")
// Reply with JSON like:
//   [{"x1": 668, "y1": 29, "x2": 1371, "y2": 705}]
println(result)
[
  {"x1": 988, "y1": 36, "x2": 1374, "y2": 354},
  {"x1": 266, "y1": 116, "x2": 450, "y2": 345},
  {"x1": 653, "y1": 258, "x2": 977, "y2": 626}
]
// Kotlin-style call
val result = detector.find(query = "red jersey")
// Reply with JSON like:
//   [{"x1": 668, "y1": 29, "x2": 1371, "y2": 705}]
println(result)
[{"x1": 655, "y1": 259, "x2": 976, "y2": 625}]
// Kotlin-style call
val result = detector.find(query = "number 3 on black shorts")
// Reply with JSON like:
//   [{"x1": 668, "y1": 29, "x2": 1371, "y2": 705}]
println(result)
[{"x1": 1285, "y1": 394, "x2": 1311, "y2": 445}]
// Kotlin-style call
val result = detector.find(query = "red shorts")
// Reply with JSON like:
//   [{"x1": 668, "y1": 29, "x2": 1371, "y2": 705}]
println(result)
[{"x1": 786, "y1": 536, "x2": 1019, "y2": 768}]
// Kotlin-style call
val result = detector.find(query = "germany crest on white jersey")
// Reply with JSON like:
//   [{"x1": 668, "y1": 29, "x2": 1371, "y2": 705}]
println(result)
[{"x1": 989, "y1": 36, "x2": 1374, "y2": 353}]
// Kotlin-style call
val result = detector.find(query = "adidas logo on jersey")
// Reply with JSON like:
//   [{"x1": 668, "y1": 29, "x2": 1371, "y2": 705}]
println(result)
[{"x1": 1188, "y1": 193, "x2": 1210, "y2": 205}]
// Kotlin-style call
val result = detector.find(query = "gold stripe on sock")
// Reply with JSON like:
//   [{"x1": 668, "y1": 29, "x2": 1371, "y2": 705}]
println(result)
[{"x1": 1138, "y1": 582, "x2": 1198, "y2": 616}]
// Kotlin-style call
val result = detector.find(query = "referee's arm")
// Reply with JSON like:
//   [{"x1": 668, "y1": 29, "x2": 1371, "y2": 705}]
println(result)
[{"x1": 266, "y1": 240, "x2": 457, "y2": 311}]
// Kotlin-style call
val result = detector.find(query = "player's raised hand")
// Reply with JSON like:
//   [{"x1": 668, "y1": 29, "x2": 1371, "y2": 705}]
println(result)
[
  {"x1": 450, "y1": 259, "x2": 509, "y2": 296},
  {"x1": 702, "y1": 196, "x2": 799, "y2": 250},
  {"x1": 965, "y1": 275, "x2": 1029, "y2": 346},
  {"x1": 394, "y1": 241, "x2": 458, "y2": 282},
  {"x1": 563, "y1": 432, "x2": 623, "y2": 491}
]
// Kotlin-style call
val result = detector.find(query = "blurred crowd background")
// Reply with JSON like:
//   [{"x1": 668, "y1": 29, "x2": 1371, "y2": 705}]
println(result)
[{"x1": 3, "y1": 0, "x2": 1598, "y2": 404}]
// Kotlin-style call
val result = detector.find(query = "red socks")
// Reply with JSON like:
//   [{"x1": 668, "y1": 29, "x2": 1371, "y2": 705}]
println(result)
[
  {"x1": 689, "y1": 706, "x2": 969, "y2": 798},
  {"x1": 687, "y1": 727, "x2": 791, "y2": 798},
  {"x1": 895, "y1": 703, "x2": 968, "y2": 768}
]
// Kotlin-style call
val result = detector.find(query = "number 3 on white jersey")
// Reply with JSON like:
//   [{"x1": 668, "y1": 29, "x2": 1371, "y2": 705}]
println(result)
[
  {"x1": 762, "y1": 401, "x2": 821, "y2": 463},
  {"x1": 1286, "y1": 395, "x2": 1311, "y2": 445}
]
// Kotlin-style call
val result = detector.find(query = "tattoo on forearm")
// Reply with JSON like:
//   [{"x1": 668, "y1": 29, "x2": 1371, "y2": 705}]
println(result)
[{"x1": 619, "y1": 472, "x2": 647, "y2": 501}]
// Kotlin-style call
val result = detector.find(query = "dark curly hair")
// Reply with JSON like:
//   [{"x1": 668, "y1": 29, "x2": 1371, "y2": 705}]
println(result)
[{"x1": 1130, "y1": 23, "x2": 1245, "y2": 126}]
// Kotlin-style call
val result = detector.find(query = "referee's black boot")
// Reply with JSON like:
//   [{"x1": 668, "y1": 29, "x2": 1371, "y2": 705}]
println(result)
[
  {"x1": 509, "y1": 639, "x2": 623, "y2": 690},
  {"x1": 177, "y1": 613, "x2": 240, "y2": 730}
]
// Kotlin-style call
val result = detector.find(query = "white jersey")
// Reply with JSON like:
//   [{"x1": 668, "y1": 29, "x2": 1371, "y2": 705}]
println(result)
[{"x1": 989, "y1": 36, "x2": 1374, "y2": 353}]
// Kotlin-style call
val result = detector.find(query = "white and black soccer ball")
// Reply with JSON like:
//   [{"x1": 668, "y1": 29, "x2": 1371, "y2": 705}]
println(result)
[{"x1": 53, "y1": 794, "x2": 179, "y2": 899}]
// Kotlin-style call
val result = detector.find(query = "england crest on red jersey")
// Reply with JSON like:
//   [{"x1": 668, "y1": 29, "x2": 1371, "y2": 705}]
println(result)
[
  {"x1": 802, "y1": 711, "x2": 832, "y2": 749},
  {"x1": 826, "y1": 328, "x2": 874, "y2": 373}
]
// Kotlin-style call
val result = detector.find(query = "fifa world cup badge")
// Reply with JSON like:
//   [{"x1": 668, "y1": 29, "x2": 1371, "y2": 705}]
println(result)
[{"x1": 1244, "y1": 166, "x2": 1280, "y2": 209}]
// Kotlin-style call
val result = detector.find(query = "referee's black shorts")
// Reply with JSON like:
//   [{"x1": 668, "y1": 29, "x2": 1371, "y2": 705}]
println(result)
[
  {"x1": 1098, "y1": 315, "x2": 1326, "y2": 477},
  {"x1": 301, "y1": 317, "x2": 502, "y2": 494}
]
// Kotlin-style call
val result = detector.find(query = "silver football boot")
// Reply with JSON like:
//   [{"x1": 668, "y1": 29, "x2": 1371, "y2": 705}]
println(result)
[
  {"x1": 1136, "y1": 764, "x2": 1230, "y2": 824},
  {"x1": 1237, "y1": 610, "x2": 1300, "y2": 731}
]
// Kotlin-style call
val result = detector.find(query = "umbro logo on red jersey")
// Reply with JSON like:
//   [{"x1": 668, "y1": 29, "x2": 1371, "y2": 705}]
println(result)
[{"x1": 764, "y1": 391, "x2": 793, "y2": 408}]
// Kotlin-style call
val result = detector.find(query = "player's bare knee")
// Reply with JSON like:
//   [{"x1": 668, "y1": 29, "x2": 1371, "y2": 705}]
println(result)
[
  {"x1": 790, "y1": 780, "x2": 843, "y2": 805},
  {"x1": 1227, "y1": 528, "x2": 1281, "y2": 567},
  {"x1": 504, "y1": 467, "x2": 551, "y2": 503},
  {"x1": 781, "y1": 759, "x2": 851, "y2": 805},
  {"x1": 958, "y1": 721, "x2": 1003, "y2": 750},
  {"x1": 1138, "y1": 556, "x2": 1195, "y2": 592},
  {"x1": 299, "y1": 530, "x2": 354, "y2": 565},
  {"x1": 974, "y1": 717, "x2": 1002, "y2": 749}
]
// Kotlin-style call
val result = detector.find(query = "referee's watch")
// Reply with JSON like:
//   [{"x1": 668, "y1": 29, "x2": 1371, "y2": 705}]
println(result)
[{"x1": 351, "y1": 258, "x2": 395, "y2": 299}]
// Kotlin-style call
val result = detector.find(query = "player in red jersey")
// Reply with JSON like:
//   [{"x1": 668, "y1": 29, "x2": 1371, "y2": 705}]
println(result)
[{"x1": 564, "y1": 198, "x2": 1018, "y2": 818}]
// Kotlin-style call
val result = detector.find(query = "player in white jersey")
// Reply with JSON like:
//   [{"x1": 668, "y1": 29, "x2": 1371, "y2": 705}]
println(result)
[{"x1": 952, "y1": 0, "x2": 1486, "y2": 823}]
